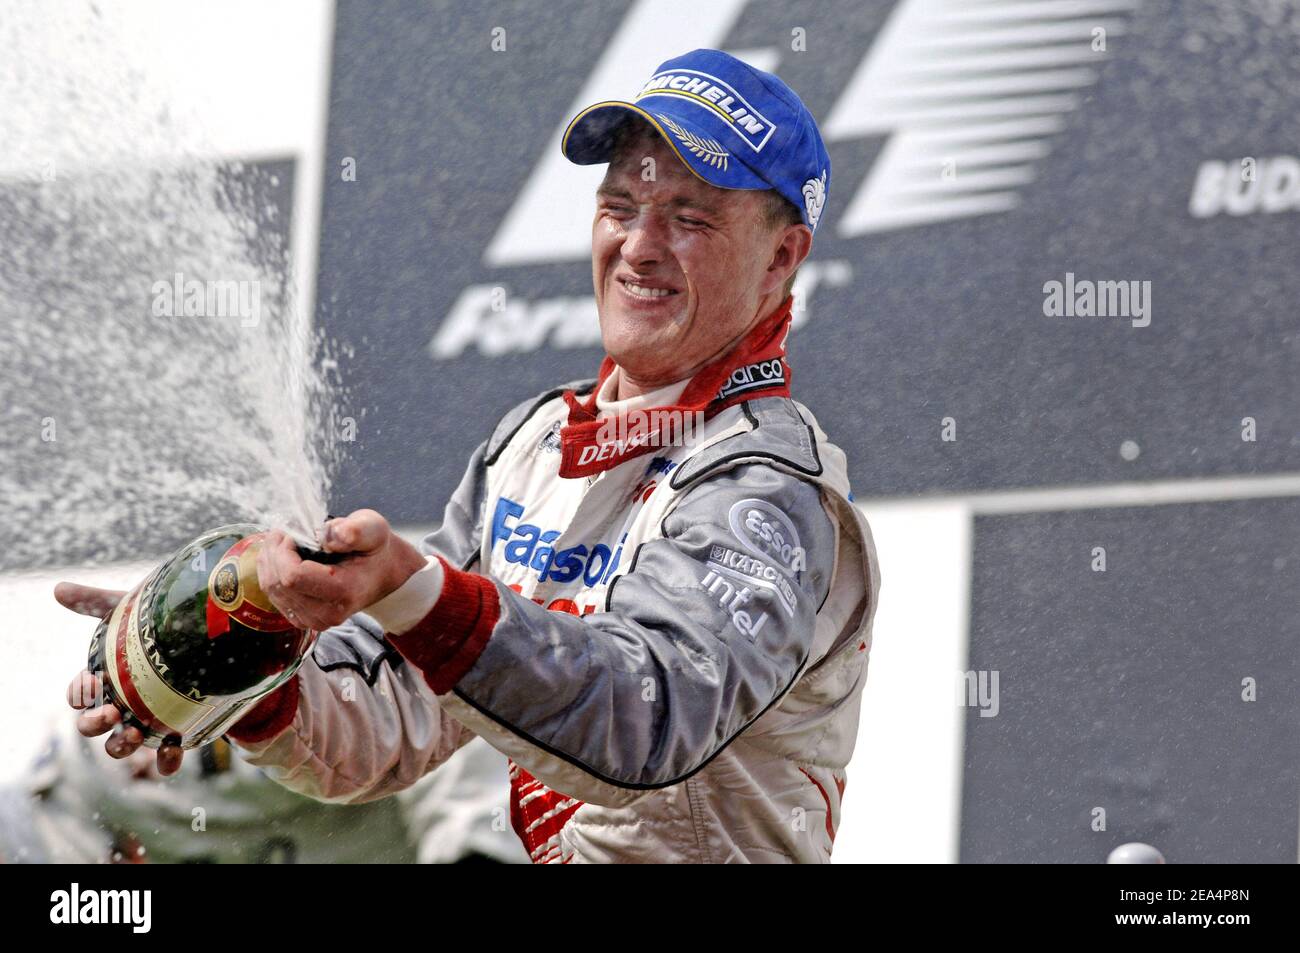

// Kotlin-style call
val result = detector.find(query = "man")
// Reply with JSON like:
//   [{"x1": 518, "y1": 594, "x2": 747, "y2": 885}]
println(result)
[{"x1": 63, "y1": 48, "x2": 880, "y2": 863}]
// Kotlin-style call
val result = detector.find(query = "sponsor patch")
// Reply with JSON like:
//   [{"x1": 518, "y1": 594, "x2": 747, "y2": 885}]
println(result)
[
  {"x1": 699, "y1": 568, "x2": 772, "y2": 642},
  {"x1": 728, "y1": 498, "x2": 807, "y2": 578},
  {"x1": 644, "y1": 455, "x2": 677, "y2": 477},
  {"x1": 707, "y1": 544, "x2": 797, "y2": 617},
  {"x1": 491, "y1": 496, "x2": 628, "y2": 586},
  {"x1": 636, "y1": 69, "x2": 776, "y2": 152},
  {"x1": 716, "y1": 358, "x2": 786, "y2": 400},
  {"x1": 537, "y1": 420, "x2": 562, "y2": 453}
]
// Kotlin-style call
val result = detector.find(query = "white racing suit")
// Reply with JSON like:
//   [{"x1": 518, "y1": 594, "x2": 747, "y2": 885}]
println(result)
[{"x1": 229, "y1": 381, "x2": 880, "y2": 863}]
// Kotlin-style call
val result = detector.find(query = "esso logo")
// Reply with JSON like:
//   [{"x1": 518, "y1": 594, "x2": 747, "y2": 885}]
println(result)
[{"x1": 728, "y1": 498, "x2": 807, "y2": 577}]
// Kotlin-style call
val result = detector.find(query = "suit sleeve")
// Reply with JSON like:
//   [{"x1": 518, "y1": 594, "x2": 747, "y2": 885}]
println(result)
[
  {"x1": 227, "y1": 616, "x2": 474, "y2": 804},
  {"x1": 415, "y1": 439, "x2": 490, "y2": 570},
  {"x1": 386, "y1": 462, "x2": 838, "y2": 808},
  {"x1": 225, "y1": 441, "x2": 493, "y2": 803}
]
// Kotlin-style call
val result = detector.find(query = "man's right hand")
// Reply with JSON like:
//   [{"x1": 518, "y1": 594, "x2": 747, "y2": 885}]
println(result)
[{"x1": 55, "y1": 582, "x2": 185, "y2": 776}]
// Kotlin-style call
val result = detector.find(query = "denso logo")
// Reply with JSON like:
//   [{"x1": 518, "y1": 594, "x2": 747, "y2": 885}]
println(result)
[
  {"x1": 491, "y1": 496, "x2": 628, "y2": 585},
  {"x1": 727, "y1": 498, "x2": 807, "y2": 577}
]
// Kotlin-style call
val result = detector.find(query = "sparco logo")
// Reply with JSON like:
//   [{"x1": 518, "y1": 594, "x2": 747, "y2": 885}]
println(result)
[
  {"x1": 50, "y1": 883, "x2": 151, "y2": 933},
  {"x1": 728, "y1": 499, "x2": 807, "y2": 577},
  {"x1": 717, "y1": 359, "x2": 786, "y2": 400}
]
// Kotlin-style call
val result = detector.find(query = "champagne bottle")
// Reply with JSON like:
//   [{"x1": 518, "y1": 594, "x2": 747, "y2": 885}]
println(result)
[{"x1": 87, "y1": 524, "x2": 325, "y2": 749}]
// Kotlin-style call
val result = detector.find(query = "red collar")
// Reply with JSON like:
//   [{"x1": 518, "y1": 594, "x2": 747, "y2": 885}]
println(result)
[{"x1": 558, "y1": 296, "x2": 794, "y2": 478}]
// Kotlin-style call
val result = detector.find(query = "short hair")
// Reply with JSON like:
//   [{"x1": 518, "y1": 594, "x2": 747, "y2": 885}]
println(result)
[
  {"x1": 759, "y1": 189, "x2": 803, "y2": 231},
  {"x1": 759, "y1": 191, "x2": 804, "y2": 298}
]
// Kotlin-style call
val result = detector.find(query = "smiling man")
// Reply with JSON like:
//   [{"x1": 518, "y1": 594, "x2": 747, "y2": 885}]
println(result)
[
  {"x1": 64, "y1": 49, "x2": 880, "y2": 864},
  {"x1": 590, "y1": 123, "x2": 807, "y2": 397}
]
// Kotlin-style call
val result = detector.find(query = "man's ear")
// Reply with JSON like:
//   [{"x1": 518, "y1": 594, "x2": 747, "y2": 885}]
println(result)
[{"x1": 762, "y1": 224, "x2": 814, "y2": 296}]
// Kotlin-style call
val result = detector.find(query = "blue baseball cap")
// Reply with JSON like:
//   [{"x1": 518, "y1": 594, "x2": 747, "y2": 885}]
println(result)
[{"x1": 561, "y1": 49, "x2": 831, "y2": 234}]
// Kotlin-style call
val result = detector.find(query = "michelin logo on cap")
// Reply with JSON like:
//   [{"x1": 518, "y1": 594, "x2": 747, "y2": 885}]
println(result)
[
  {"x1": 563, "y1": 49, "x2": 830, "y2": 234},
  {"x1": 636, "y1": 70, "x2": 776, "y2": 152}
]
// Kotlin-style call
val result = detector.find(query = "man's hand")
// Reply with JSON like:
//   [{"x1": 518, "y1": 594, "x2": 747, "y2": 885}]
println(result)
[
  {"x1": 55, "y1": 582, "x2": 185, "y2": 776},
  {"x1": 257, "y1": 509, "x2": 426, "y2": 632}
]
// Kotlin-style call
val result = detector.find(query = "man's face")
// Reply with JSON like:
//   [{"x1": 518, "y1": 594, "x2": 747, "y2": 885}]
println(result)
[{"x1": 592, "y1": 127, "x2": 800, "y2": 388}]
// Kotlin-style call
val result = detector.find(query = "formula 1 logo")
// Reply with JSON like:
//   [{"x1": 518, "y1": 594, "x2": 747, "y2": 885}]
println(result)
[
  {"x1": 818, "y1": 0, "x2": 1138, "y2": 235},
  {"x1": 429, "y1": 0, "x2": 1136, "y2": 359}
]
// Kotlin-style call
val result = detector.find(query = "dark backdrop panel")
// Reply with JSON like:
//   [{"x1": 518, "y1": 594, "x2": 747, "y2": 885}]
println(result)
[
  {"x1": 960, "y1": 497, "x2": 1300, "y2": 863},
  {"x1": 320, "y1": 0, "x2": 1300, "y2": 519}
]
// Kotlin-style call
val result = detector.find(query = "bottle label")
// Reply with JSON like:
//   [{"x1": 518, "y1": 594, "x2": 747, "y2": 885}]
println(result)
[
  {"x1": 207, "y1": 535, "x2": 294, "y2": 637},
  {"x1": 102, "y1": 583, "x2": 214, "y2": 737}
]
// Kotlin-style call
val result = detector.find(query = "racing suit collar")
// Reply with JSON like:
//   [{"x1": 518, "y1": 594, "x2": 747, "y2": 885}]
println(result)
[
  {"x1": 593, "y1": 371, "x2": 690, "y2": 417},
  {"x1": 558, "y1": 295, "x2": 794, "y2": 479}
]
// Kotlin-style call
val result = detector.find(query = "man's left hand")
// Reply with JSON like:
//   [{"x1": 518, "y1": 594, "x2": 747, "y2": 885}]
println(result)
[{"x1": 257, "y1": 509, "x2": 427, "y2": 632}]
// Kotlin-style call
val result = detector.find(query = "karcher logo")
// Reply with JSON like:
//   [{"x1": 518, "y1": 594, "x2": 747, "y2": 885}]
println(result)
[{"x1": 637, "y1": 69, "x2": 775, "y2": 151}]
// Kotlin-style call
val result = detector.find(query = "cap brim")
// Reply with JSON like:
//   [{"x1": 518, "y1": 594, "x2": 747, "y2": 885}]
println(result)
[{"x1": 561, "y1": 100, "x2": 769, "y2": 192}]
